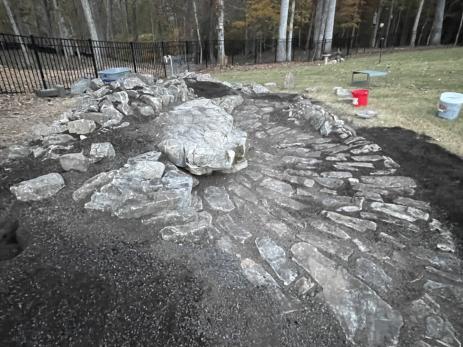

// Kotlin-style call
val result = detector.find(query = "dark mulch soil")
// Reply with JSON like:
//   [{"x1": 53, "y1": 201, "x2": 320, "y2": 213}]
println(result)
[{"x1": 359, "y1": 126, "x2": 463, "y2": 248}]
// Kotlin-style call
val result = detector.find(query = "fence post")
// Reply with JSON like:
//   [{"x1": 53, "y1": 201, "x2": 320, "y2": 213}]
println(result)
[
  {"x1": 161, "y1": 41, "x2": 167, "y2": 77},
  {"x1": 274, "y1": 39, "x2": 277, "y2": 63},
  {"x1": 130, "y1": 42, "x2": 137, "y2": 73},
  {"x1": 88, "y1": 39, "x2": 98, "y2": 78},
  {"x1": 185, "y1": 41, "x2": 190, "y2": 71},
  {"x1": 30, "y1": 35, "x2": 47, "y2": 90},
  {"x1": 254, "y1": 39, "x2": 258, "y2": 64}
]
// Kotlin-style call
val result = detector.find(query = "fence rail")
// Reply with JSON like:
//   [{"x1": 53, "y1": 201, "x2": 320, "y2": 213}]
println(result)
[{"x1": 0, "y1": 33, "x2": 461, "y2": 94}]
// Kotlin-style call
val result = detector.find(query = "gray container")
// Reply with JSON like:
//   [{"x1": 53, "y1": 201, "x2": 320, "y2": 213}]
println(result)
[
  {"x1": 437, "y1": 92, "x2": 463, "y2": 120},
  {"x1": 98, "y1": 67, "x2": 131, "y2": 83}
]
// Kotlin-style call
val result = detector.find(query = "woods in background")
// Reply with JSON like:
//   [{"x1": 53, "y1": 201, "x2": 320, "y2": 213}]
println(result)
[{"x1": 1, "y1": 0, "x2": 462, "y2": 63}]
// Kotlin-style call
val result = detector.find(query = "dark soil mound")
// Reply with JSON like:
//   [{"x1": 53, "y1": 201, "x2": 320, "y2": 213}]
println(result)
[
  {"x1": 359, "y1": 126, "x2": 463, "y2": 245},
  {"x1": 185, "y1": 80, "x2": 238, "y2": 98}
]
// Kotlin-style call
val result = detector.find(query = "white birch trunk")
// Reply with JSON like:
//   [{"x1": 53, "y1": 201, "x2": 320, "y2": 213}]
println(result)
[
  {"x1": 323, "y1": 0, "x2": 337, "y2": 53},
  {"x1": 80, "y1": 0, "x2": 101, "y2": 63},
  {"x1": 410, "y1": 0, "x2": 425, "y2": 47},
  {"x1": 192, "y1": 0, "x2": 203, "y2": 64},
  {"x1": 286, "y1": 0, "x2": 296, "y2": 61},
  {"x1": 430, "y1": 0, "x2": 446, "y2": 45},
  {"x1": 276, "y1": 0, "x2": 290, "y2": 62},
  {"x1": 314, "y1": 0, "x2": 329, "y2": 59},
  {"x1": 217, "y1": 0, "x2": 226, "y2": 66},
  {"x1": 455, "y1": 10, "x2": 463, "y2": 47},
  {"x1": 1, "y1": 0, "x2": 32, "y2": 66}
]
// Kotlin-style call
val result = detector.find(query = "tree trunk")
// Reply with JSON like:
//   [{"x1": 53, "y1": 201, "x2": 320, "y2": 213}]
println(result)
[
  {"x1": 417, "y1": 18, "x2": 429, "y2": 45},
  {"x1": 371, "y1": 0, "x2": 384, "y2": 48},
  {"x1": 305, "y1": 5, "x2": 315, "y2": 52},
  {"x1": 51, "y1": 0, "x2": 73, "y2": 58},
  {"x1": 287, "y1": 0, "x2": 296, "y2": 61},
  {"x1": 80, "y1": 0, "x2": 101, "y2": 64},
  {"x1": 410, "y1": 0, "x2": 425, "y2": 47},
  {"x1": 314, "y1": 0, "x2": 329, "y2": 59},
  {"x1": 430, "y1": 0, "x2": 446, "y2": 45},
  {"x1": 106, "y1": 0, "x2": 113, "y2": 41},
  {"x1": 323, "y1": 0, "x2": 337, "y2": 53},
  {"x1": 192, "y1": 0, "x2": 203, "y2": 64},
  {"x1": 384, "y1": 0, "x2": 394, "y2": 47},
  {"x1": 216, "y1": 0, "x2": 225, "y2": 66},
  {"x1": 42, "y1": 0, "x2": 54, "y2": 36},
  {"x1": 132, "y1": 0, "x2": 138, "y2": 41},
  {"x1": 392, "y1": 8, "x2": 402, "y2": 45},
  {"x1": 455, "y1": 9, "x2": 463, "y2": 46},
  {"x1": 1, "y1": 0, "x2": 32, "y2": 66},
  {"x1": 276, "y1": 0, "x2": 290, "y2": 62},
  {"x1": 208, "y1": 0, "x2": 215, "y2": 63}
]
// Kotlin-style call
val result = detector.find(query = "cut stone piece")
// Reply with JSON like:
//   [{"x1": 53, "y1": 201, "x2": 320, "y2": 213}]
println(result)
[
  {"x1": 245, "y1": 170, "x2": 263, "y2": 181},
  {"x1": 314, "y1": 177, "x2": 344, "y2": 189},
  {"x1": 42, "y1": 134, "x2": 75, "y2": 146},
  {"x1": 10, "y1": 173, "x2": 65, "y2": 201},
  {"x1": 353, "y1": 258, "x2": 393, "y2": 293},
  {"x1": 217, "y1": 235, "x2": 241, "y2": 258},
  {"x1": 350, "y1": 144, "x2": 381, "y2": 154},
  {"x1": 203, "y1": 186, "x2": 235, "y2": 212},
  {"x1": 256, "y1": 187, "x2": 307, "y2": 211},
  {"x1": 260, "y1": 177, "x2": 294, "y2": 197},
  {"x1": 255, "y1": 237, "x2": 298, "y2": 285},
  {"x1": 293, "y1": 277, "x2": 316, "y2": 298},
  {"x1": 296, "y1": 231, "x2": 354, "y2": 261},
  {"x1": 291, "y1": 242, "x2": 403, "y2": 347},
  {"x1": 378, "y1": 232, "x2": 406, "y2": 249},
  {"x1": 320, "y1": 171, "x2": 352, "y2": 179},
  {"x1": 360, "y1": 176, "x2": 417, "y2": 190},
  {"x1": 333, "y1": 162, "x2": 375, "y2": 171},
  {"x1": 59, "y1": 152, "x2": 89, "y2": 172},
  {"x1": 324, "y1": 211, "x2": 377, "y2": 232},
  {"x1": 215, "y1": 214, "x2": 252, "y2": 244},
  {"x1": 142, "y1": 209, "x2": 197, "y2": 227},
  {"x1": 408, "y1": 294, "x2": 461, "y2": 347},
  {"x1": 240, "y1": 258, "x2": 294, "y2": 312},
  {"x1": 72, "y1": 171, "x2": 116, "y2": 201},
  {"x1": 212, "y1": 94, "x2": 244, "y2": 113},
  {"x1": 160, "y1": 211, "x2": 212, "y2": 242},
  {"x1": 370, "y1": 202, "x2": 429, "y2": 222},
  {"x1": 228, "y1": 182, "x2": 259, "y2": 204},
  {"x1": 307, "y1": 218, "x2": 351, "y2": 240},
  {"x1": 89, "y1": 142, "x2": 115, "y2": 162},
  {"x1": 351, "y1": 155, "x2": 384, "y2": 162},
  {"x1": 67, "y1": 119, "x2": 97, "y2": 135},
  {"x1": 8, "y1": 145, "x2": 31, "y2": 160},
  {"x1": 393, "y1": 197, "x2": 431, "y2": 211}
]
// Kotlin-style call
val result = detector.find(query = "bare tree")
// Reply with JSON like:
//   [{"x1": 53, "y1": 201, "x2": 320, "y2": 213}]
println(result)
[
  {"x1": 370, "y1": 0, "x2": 384, "y2": 48},
  {"x1": 430, "y1": 0, "x2": 446, "y2": 45},
  {"x1": 106, "y1": 0, "x2": 114, "y2": 41},
  {"x1": 324, "y1": 0, "x2": 337, "y2": 53},
  {"x1": 1, "y1": 0, "x2": 32, "y2": 65},
  {"x1": 51, "y1": 0, "x2": 73, "y2": 58},
  {"x1": 410, "y1": 0, "x2": 425, "y2": 47},
  {"x1": 277, "y1": 0, "x2": 290, "y2": 62},
  {"x1": 455, "y1": 9, "x2": 463, "y2": 46},
  {"x1": 80, "y1": 0, "x2": 101, "y2": 63},
  {"x1": 384, "y1": 0, "x2": 394, "y2": 46},
  {"x1": 217, "y1": 0, "x2": 226, "y2": 66},
  {"x1": 287, "y1": 0, "x2": 296, "y2": 61},
  {"x1": 314, "y1": 0, "x2": 329, "y2": 60},
  {"x1": 192, "y1": 0, "x2": 203, "y2": 64}
]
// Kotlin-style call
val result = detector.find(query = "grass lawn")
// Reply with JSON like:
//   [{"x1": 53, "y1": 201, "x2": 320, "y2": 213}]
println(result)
[{"x1": 212, "y1": 47, "x2": 463, "y2": 157}]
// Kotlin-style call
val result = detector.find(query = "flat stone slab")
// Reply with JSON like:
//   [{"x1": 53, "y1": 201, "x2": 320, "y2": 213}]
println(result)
[
  {"x1": 255, "y1": 237, "x2": 298, "y2": 285},
  {"x1": 370, "y1": 202, "x2": 429, "y2": 222},
  {"x1": 160, "y1": 211, "x2": 212, "y2": 243},
  {"x1": 324, "y1": 211, "x2": 377, "y2": 232},
  {"x1": 10, "y1": 173, "x2": 65, "y2": 201},
  {"x1": 296, "y1": 231, "x2": 354, "y2": 261},
  {"x1": 203, "y1": 186, "x2": 235, "y2": 212},
  {"x1": 215, "y1": 214, "x2": 252, "y2": 244},
  {"x1": 291, "y1": 242, "x2": 403, "y2": 346},
  {"x1": 260, "y1": 178, "x2": 294, "y2": 197},
  {"x1": 59, "y1": 153, "x2": 89, "y2": 172}
]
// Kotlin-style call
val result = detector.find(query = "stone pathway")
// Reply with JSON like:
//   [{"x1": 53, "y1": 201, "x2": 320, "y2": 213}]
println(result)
[{"x1": 193, "y1": 96, "x2": 462, "y2": 347}]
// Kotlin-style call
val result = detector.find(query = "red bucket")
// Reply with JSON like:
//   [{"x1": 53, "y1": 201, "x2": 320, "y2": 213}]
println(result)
[{"x1": 352, "y1": 89, "x2": 369, "y2": 107}]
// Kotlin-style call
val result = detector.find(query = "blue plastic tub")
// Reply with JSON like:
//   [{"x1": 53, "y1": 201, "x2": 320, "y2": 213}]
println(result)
[
  {"x1": 437, "y1": 92, "x2": 463, "y2": 120},
  {"x1": 98, "y1": 67, "x2": 131, "y2": 83}
]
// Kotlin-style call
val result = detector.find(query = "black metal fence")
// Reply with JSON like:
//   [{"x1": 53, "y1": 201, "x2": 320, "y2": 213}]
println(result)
[{"x1": 1, "y1": 32, "x2": 460, "y2": 94}]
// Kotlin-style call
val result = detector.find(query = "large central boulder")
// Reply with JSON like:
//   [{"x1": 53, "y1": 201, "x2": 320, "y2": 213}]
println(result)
[{"x1": 155, "y1": 99, "x2": 247, "y2": 175}]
